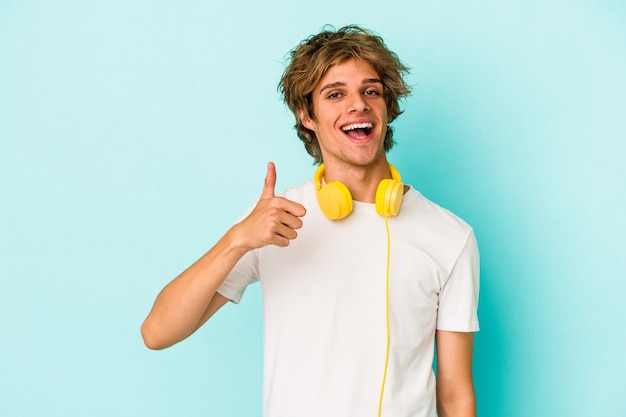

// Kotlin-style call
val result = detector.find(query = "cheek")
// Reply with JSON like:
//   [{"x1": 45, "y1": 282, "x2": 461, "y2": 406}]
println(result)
[{"x1": 382, "y1": 101, "x2": 391, "y2": 121}]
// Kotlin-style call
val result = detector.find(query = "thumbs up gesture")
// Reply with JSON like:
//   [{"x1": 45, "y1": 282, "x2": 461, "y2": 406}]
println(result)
[{"x1": 231, "y1": 162, "x2": 306, "y2": 250}]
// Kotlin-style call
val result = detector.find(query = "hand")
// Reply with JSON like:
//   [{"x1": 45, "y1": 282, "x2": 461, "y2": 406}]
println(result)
[{"x1": 233, "y1": 162, "x2": 306, "y2": 249}]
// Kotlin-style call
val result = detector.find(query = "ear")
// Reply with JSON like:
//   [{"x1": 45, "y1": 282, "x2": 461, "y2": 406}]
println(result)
[{"x1": 298, "y1": 109, "x2": 315, "y2": 131}]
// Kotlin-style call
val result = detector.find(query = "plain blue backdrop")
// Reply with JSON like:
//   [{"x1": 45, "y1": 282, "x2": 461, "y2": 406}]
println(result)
[{"x1": 1, "y1": 1, "x2": 625, "y2": 416}]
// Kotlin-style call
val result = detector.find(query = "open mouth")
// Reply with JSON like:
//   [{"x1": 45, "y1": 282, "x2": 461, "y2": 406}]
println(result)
[{"x1": 341, "y1": 122, "x2": 373, "y2": 139}]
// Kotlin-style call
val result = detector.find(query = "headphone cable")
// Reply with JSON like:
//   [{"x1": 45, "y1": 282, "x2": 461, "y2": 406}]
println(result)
[{"x1": 377, "y1": 215, "x2": 392, "y2": 417}]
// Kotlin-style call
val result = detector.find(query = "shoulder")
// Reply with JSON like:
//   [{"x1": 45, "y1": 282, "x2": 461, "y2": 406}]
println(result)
[
  {"x1": 402, "y1": 187, "x2": 473, "y2": 235},
  {"x1": 396, "y1": 186, "x2": 477, "y2": 266}
]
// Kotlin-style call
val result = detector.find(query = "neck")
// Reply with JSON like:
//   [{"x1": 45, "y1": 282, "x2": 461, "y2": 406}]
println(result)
[{"x1": 322, "y1": 159, "x2": 392, "y2": 203}]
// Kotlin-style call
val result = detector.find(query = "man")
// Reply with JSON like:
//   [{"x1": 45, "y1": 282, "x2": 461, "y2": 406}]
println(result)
[{"x1": 142, "y1": 25, "x2": 479, "y2": 417}]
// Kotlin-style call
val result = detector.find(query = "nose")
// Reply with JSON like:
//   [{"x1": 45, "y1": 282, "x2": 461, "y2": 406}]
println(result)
[{"x1": 347, "y1": 92, "x2": 369, "y2": 113}]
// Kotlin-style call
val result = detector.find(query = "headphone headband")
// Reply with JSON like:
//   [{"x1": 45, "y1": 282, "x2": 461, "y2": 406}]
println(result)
[{"x1": 313, "y1": 163, "x2": 404, "y2": 220}]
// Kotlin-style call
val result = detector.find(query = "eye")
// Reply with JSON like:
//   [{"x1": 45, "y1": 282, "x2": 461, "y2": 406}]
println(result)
[
  {"x1": 327, "y1": 92, "x2": 343, "y2": 100},
  {"x1": 364, "y1": 89, "x2": 381, "y2": 97}
]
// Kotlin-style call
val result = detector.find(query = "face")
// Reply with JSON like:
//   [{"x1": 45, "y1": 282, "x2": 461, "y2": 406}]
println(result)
[{"x1": 300, "y1": 59, "x2": 389, "y2": 170}]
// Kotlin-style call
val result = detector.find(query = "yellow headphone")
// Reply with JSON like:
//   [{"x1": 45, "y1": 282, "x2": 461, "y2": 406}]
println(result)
[{"x1": 313, "y1": 163, "x2": 404, "y2": 220}]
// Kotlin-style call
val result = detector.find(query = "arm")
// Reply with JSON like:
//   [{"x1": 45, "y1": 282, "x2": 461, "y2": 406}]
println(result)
[
  {"x1": 436, "y1": 330, "x2": 476, "y2": 417},
  {"x1": 140, "y1": 162, "x2": 306, "y2": 350}
]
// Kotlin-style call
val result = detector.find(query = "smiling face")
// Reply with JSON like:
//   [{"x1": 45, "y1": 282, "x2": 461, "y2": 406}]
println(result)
[{"x1": 300, "y1": 59, "x2": 389, "y2": 171}]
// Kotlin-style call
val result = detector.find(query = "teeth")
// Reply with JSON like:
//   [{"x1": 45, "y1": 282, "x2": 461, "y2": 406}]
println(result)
[{"x1": 342, "y1": 123, "x2": 373, "y2": 132}]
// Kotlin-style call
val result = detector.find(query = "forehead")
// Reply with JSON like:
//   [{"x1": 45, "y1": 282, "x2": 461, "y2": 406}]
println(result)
[{"x1": 315, "y1": 59, "x2": 381, "y2": 89}]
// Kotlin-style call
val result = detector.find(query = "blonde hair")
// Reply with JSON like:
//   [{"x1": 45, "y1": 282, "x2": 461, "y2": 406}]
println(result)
[{"x1": 278, "y1": 25, "x2": 411, "y2": 164}]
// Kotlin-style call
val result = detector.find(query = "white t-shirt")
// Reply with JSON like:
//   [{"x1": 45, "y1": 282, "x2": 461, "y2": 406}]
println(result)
[{"x1": 218, "y1": 180, "x2": 479, "y2": 417}]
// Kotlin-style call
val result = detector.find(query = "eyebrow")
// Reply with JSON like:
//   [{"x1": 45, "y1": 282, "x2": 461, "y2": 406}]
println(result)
[{"x1": 319, "y1": 78, "x2": 383, "y2": 94}]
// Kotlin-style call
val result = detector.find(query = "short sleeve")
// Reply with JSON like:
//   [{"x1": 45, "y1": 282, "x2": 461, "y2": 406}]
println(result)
[
  {"x1": 216, "y1": 247, "x2": 260, "y2": 304},
  {"x1": 436, "y1": 230, "x2": 480, "y2": 332}
]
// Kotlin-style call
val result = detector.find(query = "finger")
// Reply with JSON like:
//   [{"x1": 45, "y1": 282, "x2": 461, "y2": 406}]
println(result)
[
  {"x1": 277, "y1": 211, "x2": 304, "y2": 230},
  {"x1": 270, "y1": 197, "x2": 307, "y2": 218},
  {"x1": 261, "y1": 162, "x2": 276, "y2": 200},
  {"x1": 274, "y1": 222, "x2": 299, "y2": 241},
  {"x1": 283, "y1": 201, "x2": 307, "y2": 218}
]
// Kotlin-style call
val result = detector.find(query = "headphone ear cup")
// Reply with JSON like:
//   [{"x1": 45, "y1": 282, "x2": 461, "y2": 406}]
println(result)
[
  {"x1": 317, "y1": 181, "x2": 353, "y2": 220},
  {"x1": 375, "y1": 179, "x2": 403, "y2": 217}
]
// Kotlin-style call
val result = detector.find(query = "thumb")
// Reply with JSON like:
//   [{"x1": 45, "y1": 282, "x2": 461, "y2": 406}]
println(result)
[{"x1": 261, "y1": 162, "x2": 276, "y2": 199}]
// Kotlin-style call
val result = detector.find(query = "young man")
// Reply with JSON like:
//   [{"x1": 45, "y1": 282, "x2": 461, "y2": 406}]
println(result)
[{"x1": 142, "y1": 25, "x2": 479, "y2": 417}]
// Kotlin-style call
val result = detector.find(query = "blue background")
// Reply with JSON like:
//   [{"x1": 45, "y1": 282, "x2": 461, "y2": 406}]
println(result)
[{"x1": 1, "y1": 1, "x2": 625, "y2": 416}]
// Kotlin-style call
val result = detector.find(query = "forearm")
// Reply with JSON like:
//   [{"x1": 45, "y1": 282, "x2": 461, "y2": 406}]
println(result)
[
  {"x1": 436, "y1": 384, "x2": 476, "y2": 417},
  {"x1": 141, "y1": 227, "x2": 248, "y2": 350}
]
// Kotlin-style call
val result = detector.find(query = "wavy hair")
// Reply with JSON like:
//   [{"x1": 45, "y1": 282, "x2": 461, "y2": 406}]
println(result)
[{"x1": 278, "y1": 25, "x2": 411, "y2": 164}]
